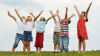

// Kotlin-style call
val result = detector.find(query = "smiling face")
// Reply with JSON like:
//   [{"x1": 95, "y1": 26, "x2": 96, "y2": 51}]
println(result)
[{"x1": 40, "y1": 17, "x2": 45, "y2": 21}]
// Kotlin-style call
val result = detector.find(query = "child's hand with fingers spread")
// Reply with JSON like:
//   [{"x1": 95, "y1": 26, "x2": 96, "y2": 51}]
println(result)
[
  {"x1": 72, "y1": 13, "x2": 75, "y2": 16},
  {"x1": 49, "y1": 10, "x2": 53, "y2": 13},
  {"x1": 66, "y1": 7, "x2": 68, "y2": 10},
  {"x1": 56, "y1": 10, "x2": 59, "y2": 14}
]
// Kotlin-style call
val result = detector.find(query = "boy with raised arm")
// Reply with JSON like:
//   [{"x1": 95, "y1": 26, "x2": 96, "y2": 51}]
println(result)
[{"x1": 57, "y1": 7, "x2": 75, "y2": 54}]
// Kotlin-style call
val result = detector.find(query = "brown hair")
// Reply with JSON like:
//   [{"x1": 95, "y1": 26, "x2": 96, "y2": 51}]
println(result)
[{"x1": 81, "y1": 11, "x2": 88, "y2": 22}]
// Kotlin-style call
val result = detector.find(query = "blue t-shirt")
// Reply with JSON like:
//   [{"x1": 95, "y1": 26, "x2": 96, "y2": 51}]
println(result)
[{"x1": 36, "y1": 21, "x2": 47, "y2": 32}]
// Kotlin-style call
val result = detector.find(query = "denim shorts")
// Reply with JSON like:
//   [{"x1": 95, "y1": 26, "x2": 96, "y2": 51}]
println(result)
[
  {"x1": 23, "y1": 31, "x2": 33, "y2": 41},
  {"x1": 13, "y1": 33, "x2": 24, "y2": 48},
  {"x1": 60, "y1": 35, "x2": 69, "y2": 51}
]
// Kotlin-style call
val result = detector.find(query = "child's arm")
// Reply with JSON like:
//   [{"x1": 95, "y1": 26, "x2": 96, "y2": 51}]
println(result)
[
  {"x1": 85, "y1": 1, "x2": 93, "y2": 20},
  {"x1": 15, "y1": 9, "x2": 22, "y2": 21},
  {"x1": 68, "y1": 13, "x2": 75, "y2": 21},
  {"x1": 65, "y1": 7, "x2": 68, "y2": 21},
  {"x1": 49, "y1": 10, "x2": 56, "y2": 21},
  {"x1": 32, "y1": 11, "x2": 43, "y2": 22},
  {"x1": 74, "y1": 5, "x2": 80, "y2": 18},
  {"x1": 7, "y1": 11, "x2": 16, "y2": 21},
  {"x1": 30, "y1": 12, "x2": 36, "y2": 19},
  {"x1": 56, "y1": 10, "x2": 61, "y2": 22},
  {"x1": 46, "y1": 16, "x2": 53, "y2": 22}
]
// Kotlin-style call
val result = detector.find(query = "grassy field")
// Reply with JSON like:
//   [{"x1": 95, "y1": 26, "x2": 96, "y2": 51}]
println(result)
[{"x1": 0, "y1": 51, "x2": 100, "y2": 56}]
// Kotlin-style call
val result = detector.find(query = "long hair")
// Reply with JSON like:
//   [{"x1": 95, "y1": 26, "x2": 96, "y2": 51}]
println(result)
[
  {"x1": 25, "y1": 16, "x2": 32, "y2": 25},
  {"x1": 82, "y1": 11, "x2": 88, "y2": 22}
]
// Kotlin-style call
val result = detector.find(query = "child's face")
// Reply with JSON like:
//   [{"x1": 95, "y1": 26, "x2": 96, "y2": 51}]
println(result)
[
  {"x1": 40, "y1": 17, "x2": 44, "y2": 21},
  {"x1": 80, "y1": 13, "x2": 85, "y2": 17},
  {"x1": 26, "y1": 16, "x2": 32, "y2": 21},
  {"x1": 22, "y1": 16, "x2": 25, "y2": 19}
]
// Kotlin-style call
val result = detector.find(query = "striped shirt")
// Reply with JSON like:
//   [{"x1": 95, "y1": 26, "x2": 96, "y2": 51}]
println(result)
[{"x1": 60, "y1": 21, "x2": 69, "y2": 36}]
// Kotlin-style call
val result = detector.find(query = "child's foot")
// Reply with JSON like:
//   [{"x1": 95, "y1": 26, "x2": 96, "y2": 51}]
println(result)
[
  {"x1": 78, "y1": 51, "x2": 81, "y2": 53},
  {"x1": 60, "y1": 51, "x2": 62, "y2": 54},
  {"x1": 38, "y1": 52, "x2": 41, "y2": 54},
  {"x1": 35, "y1": 52, "x2": 38, "y2": 54},
  {"x1": 82, "y1": 51, "x2": 85, "y2": 53},
  {"x1": 11, "y1": 52, "x2": 13, "y2": 54}
]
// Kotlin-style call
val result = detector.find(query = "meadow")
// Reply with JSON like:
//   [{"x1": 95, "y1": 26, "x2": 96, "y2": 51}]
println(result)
[{"x1": 0, "y1": 51, "x2": 100, "y2": 56}]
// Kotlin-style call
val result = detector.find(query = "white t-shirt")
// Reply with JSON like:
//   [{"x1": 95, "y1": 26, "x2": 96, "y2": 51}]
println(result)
[
  {"x1": 22, "y1": 19, "x2": 35, "y2": 31},
  {"x1": 54, "y1": 20, "x2": 60, "y2": 32},
  {"x1": 15, "y1": 19, "x2": 24, "y2": 34}
]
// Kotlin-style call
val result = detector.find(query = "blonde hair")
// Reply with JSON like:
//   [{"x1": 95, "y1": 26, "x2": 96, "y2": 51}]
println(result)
[{"x1": 25, "y1": 16, "x2": 32, "y2": 25}]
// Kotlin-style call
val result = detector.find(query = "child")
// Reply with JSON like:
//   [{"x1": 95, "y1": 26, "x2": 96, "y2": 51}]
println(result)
[
  {"x1": 74, "y1": 1, "x2": 93, "y2": 53},
  {"x1": 57, "y1": 7, "x2": 75, "y2": 54},
  {"x1": 30, "y1": 11, "x2": 53, "y2": 54},
  {"x1": 49, "y1": 10, "x2": 60, "y2": 53},
  {"x1": 7, "y1": 10, "x2": 24, "y2": 54}
]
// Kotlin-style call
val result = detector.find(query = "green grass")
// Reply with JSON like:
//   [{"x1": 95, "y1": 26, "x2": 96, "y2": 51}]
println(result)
[{"x1": 0, "y1": 51, "x2": 100, "y2": 56}]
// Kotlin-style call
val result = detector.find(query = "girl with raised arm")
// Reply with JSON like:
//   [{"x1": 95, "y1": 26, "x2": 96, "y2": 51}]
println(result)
[
  {"x1": 7, "y1": 10, "x2": 24, "y2": 54},
  {"x1": 57, "y1": 7, "x2": 75, "y2": 54},
  {"x1": 22, "y1": 11, "x2": 43, "y2": 54},
  {"x1": 74, "y1": 1, "x2": 93, "y2": 53},
  {"x1": 30, "y1": 11, "x2": 53, "y2": 54}
]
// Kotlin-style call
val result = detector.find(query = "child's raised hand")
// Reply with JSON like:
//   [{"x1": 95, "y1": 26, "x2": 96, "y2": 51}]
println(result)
[
  {"x1": 7, "y1": 11, "x2": 10, "y2": 14},
  {"x1": 72, "y1": 13, "x2": 75, "y2": 16},
  {"x1": 90, "y1": 1, "x2": 93, "y2": 5},
  {"x1": 74, "y1": 5, "x2": 77, "y2": 8},
  {"x1": 56, "y1": 10, "x2": 59, "y2": 14},
  {"x1": 49, "y1": 10, "x2": 53, "y2": 13},
  {"x1": 30, "y1": 12, "x2": 33, "y2": 15},
  {"x1": 66, "y1": 7, "x2": 68, "y2": 10},
  {"x1": 15, "y1": 9, "x2": 18, "y2": 13},
  {"x1": 40, "y1": 10, "x2": 43, "y2": 14}
]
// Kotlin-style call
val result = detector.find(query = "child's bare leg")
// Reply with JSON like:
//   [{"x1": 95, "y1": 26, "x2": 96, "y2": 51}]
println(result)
[
  {"x1": 78, "y1": 37, "x2": 82, "y2": 53},
  {"x1": 39, "y1": 47, "x2": 42, "y2": 52},
  {"x1": 54, "y1": 44, "x2": 57, "y2": 51},
  {"x1": 82, "y1": 39, "x2": 86, "y2": 53},
  {"x1": 27, "y1": 41, "x2": 30, "y2": 54},
  {"x1": 66, "y1": 51, "x2": 68, "y2": 54},
  {"x1": 12, "y1": 47, "x2": 15, "y2": 52},
  {"x1": 57, "y1": 45, "x2": 60, "y2": 51},
  {"x1": 36, "y1": 47, "x2": 38, "y2": 52},
  {"x1": 23, "y1": 41, "x2": 27, "y2": 54}
]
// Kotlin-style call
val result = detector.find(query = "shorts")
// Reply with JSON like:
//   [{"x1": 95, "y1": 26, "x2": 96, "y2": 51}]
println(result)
[
  {"x1": 23, "y1": 31, "x2": 33, "y2": 41},
  {"x1": 53, "y1": 32, "x2": 60, "y2": 45}
]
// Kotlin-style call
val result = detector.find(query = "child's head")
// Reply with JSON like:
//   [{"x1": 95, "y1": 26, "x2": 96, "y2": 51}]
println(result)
[
  {"x1": 40, "y1": 17, "x2": 45, "y2": 21},
  {"x1": 22, "y1": 16, "x2": 25, "y2": 19},
  {"x1": 25, "y1": 16, "x2": 32, "y2": 25},
  {"x1": 81, "y1": 11, "x2": 86, "y2": 17}
]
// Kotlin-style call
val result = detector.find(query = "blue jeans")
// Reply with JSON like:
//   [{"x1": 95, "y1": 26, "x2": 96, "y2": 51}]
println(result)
[
  {"x1": 13, "y1": 33, "x2": 24, "y2": 48},
  {"x1": 60, "y1": 35, "x2": 69, "y2": 51}
]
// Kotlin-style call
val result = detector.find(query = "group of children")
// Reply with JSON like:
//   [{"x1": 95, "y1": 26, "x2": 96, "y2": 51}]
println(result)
[{"x1": 8, "y1": 1, "x2": 92, "y2": 54}]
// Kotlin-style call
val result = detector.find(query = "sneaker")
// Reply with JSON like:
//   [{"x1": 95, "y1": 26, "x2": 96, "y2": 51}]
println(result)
[
  {"x1": 30, "y1": 52, "x2": 32, "y2": 54},
  {"x1": 11, "y1": 52, "x2": 13, "y2": 54},
  {"x1": 53, "y1": 51, "x2": 56, "y2": 53},
  {"x1": 57, "y1": 51, "x2": 59, "y2": 53}
]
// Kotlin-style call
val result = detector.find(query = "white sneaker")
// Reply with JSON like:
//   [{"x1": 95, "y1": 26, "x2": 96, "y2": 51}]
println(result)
[{"x1": 38, "y1": 52, "x2": 41, "y2": 54}]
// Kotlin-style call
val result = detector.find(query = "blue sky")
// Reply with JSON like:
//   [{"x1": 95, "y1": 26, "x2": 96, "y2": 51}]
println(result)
[{"x1": 0, "y1": 0, "x2": 100, "y2": 51}]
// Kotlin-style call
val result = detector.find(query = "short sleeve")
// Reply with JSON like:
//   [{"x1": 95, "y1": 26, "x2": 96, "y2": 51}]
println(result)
[
  {"x1": 36, "y1": 21, "x2": 39, "y2": 24},
  {"x1": 15, "y1": 19, "x2": 20, "y2": 24},
  {"x1": 32, "y1": 20, "x2": 35, "y2": 26},
  {"x1": 44, "y1": 21, "x2": 47, "y2": 25},
  {"x1": 22, "y1": 19, "x2": 25, "y2": 24}
]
